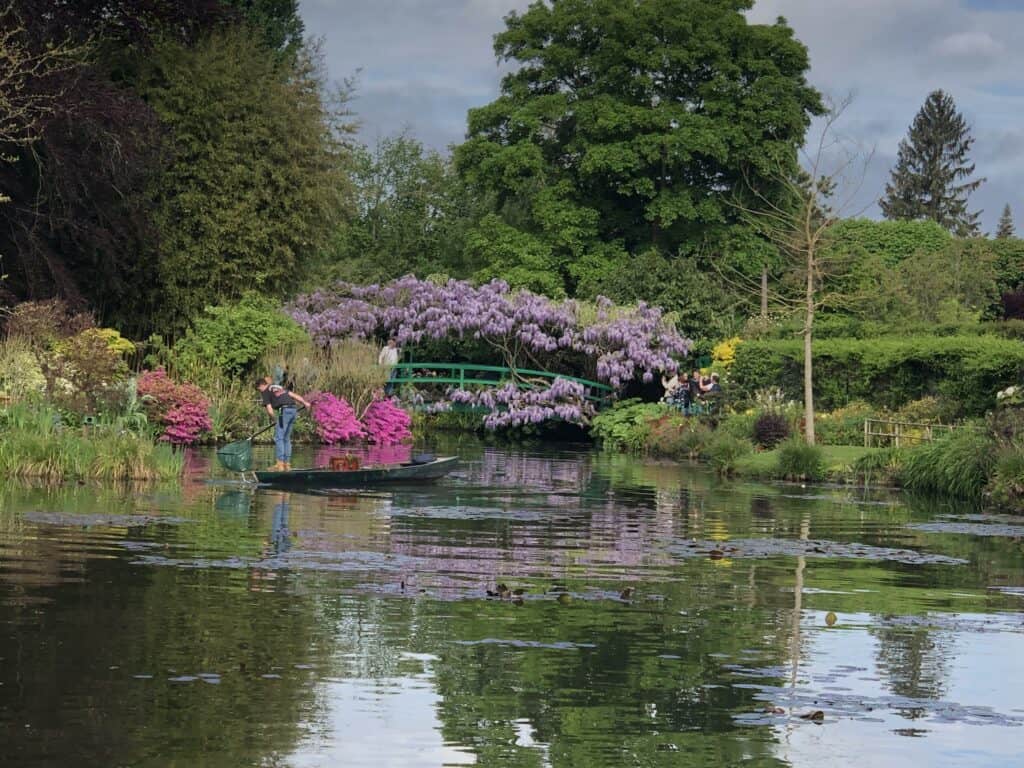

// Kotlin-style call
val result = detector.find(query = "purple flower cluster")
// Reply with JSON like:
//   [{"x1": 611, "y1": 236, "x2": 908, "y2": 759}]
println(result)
[
  {"x1": 450, "y1": 378, "x2": 596, "y2": 430},
  {"x1": 287, "y1": 276, "x2": 690, "y2": 388},
  {"x1": 288, "y1": 276, "x2": 690, "y2": 429}
]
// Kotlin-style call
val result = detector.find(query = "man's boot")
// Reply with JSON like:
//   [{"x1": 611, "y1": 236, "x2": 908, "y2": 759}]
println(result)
[
  {"x1": 283, "y1": 462, "x2": 292, "y2": 471},
  {"x1": 269, "y1": 460, "x2": 286, "y2": 471}
]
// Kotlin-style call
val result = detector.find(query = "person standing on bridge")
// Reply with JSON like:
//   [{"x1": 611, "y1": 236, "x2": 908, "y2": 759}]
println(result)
[{"x1": 378, "y1": 338, "x2": 400, "y2": 394}]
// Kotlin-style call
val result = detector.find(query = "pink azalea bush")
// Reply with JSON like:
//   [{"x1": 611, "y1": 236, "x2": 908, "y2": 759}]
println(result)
[
  {"x1": 361, "y1": 397, "x2": 413, "y2": 445},
  {"x1": 137, "y1": 368, "x2": 212, "y2": 445},
  {"x1": 310, "y1": 392, "x2": 365, "y2": 444}
]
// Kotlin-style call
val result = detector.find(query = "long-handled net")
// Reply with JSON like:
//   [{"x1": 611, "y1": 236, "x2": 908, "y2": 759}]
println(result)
[
  {"x1": 216, "y1": 439, "x2": 255, "y2": 472},
  {"x1": 215, "y1": 421, "x2": 277, "y2": 473}
]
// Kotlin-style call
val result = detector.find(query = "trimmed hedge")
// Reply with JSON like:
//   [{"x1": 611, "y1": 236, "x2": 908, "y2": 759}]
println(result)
[{"x1": 730, "y1": 336, "x2": 1024, "y2": 416}]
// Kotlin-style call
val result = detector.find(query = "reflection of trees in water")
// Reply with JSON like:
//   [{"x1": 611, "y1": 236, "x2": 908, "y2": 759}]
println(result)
[
  {"x1": 0, "y1": 561, "x2": 329, "y2": 766},
  {"x1": 427, "y1": 598, "x2": 788, "y2": 767},
  {"x1": 873, "y1": 626, "x2": 953, "y2": 715}
]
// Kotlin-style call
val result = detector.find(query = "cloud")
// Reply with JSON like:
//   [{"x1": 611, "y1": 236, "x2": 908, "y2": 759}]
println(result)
[{"x1": 932, "y1": 31, "x2": 1004, "y2": 61}]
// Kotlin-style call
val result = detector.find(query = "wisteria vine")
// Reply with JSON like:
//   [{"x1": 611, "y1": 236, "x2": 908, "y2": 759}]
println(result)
[{"x1": 288, "y1": 276, "x2": 691, "y2": 429}]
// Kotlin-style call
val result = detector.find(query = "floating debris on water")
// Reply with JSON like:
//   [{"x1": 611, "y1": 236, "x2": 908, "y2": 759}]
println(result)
[
  {"x1": 668, "y1": 538, "x2": 966, "y2": 565},
  {"x1": 907, "y1": 522, "x2": 1024, "y2": 538}
]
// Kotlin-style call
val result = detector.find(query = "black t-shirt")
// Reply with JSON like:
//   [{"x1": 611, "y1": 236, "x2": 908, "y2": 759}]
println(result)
[{"x1": 262, "y1": 385, "x2": 296, "y2": 410}]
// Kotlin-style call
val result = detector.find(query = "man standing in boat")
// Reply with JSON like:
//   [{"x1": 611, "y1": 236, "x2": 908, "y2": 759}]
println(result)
[{"x1": 256, "y1": 379, "x2": 311, "y2": 472}]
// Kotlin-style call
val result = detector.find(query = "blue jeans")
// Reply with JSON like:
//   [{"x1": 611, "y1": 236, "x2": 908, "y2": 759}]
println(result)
[
  {"x1": 270, "y1": 498, "x2": 291, "y2": 555},
  {"x1": 274, "y1": 407, "x2": 298, "y2": 462}
]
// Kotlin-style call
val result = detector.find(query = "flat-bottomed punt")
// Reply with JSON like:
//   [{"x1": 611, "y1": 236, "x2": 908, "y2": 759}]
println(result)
[{"x1": 254, "y1": 456, "x2": 458, "y2": 489}]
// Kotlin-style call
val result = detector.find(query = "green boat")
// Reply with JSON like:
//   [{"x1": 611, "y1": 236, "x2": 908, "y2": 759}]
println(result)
[{"x1": 252, "y1": 456, "x2": 459, "y2": 489}]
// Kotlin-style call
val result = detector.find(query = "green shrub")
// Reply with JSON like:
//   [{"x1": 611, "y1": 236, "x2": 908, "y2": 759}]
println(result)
[
  {"x1": 170, "y1": 294, "x2": 310, "y2": 380},
  {"x1": 898, "y1": 427, "x2": 995, "y2": 499},
  {"x1": 646, "y1": 414, "x2": 711, "y2": 458},
  {"x1": 705, "y1": 432, "x2": 752, "y2": 476},
  {"x1": 815, "y1": 400, "x2": 876, "y2": 446},
  {"x1": 776, "y1": 438, "x2": 825, "y2": 481},
  {"x1": 753, "y1": 411, "x2": 790, "y2": 448},
  {"x1": 731, "y1": 336, "x2": 1024, "y2": 417},
  {"x1": 717, "y1": 412, "x2": 756, "y2": 441},
  {"x1": 851, "y1": 446, "x2": 904, "y2": 484},
  {"x1": 590, "y1": 400, "x2": 667, "y2": 451},
  {"x1": 893, "y1": 396, "x2": 951, "y2": 424},
  {"x1": 42, "y1": 329, "x2": 132, "y2": 416},
  {"x1": 987, "y1": 444, "x2": 1024, "y2": 509},
  {"x1": 0, "y1": 338, "x2": 47, "y2": 401},
  {"x1": 827, "y1": 219, "x2": 951, "y2": 266}
]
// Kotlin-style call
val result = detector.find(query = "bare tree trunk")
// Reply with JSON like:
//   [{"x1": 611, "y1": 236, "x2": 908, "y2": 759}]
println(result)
[
  {"x1": 804, "y1": 253, "x2": 816, "y2": 446},
  {"x1": 760, "y1": 267, "x2": 768, "y2": 320}
]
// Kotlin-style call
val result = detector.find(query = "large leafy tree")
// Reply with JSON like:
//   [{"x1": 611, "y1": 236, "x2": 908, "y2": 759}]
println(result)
[
  {"x1": 321, "y1": 135, "x2": 476, "y2": 284},
  {"x1": 454, "y1": 0, "x2": 823, "y2": 295},
  {"x1": 139, "y1": 30, "x2": 352, "y2": 331},
  {"x1": 880, "y1": 90, "x2": 984, "y2": 236}
]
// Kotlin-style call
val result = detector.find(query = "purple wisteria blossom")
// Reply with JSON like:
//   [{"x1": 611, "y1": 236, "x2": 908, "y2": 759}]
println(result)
[{"x1": 287, "y1": 276, "x2": 690, "y2": 429}]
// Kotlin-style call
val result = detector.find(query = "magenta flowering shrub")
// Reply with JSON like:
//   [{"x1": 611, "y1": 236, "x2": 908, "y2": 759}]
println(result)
[
  {"x1": 161, "y1": 402, "x2": 214, "y2": 445},
  {"x1": 310, "y1": 392, "x2": 365, "y2": 444},
  {"x1": 136, "y1": 368, "x2": 212, "y2": 444},
  {"x1": 361, "y1": 398, "x2": 413, "y2": 445},
  {"x1": 287, "y1": 277, "x2": 690, "y2": 388}
]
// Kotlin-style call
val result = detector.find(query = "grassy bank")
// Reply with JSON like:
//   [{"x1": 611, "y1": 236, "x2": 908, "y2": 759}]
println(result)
[
  {"x1": 0, "y1": 407, "x2": 183, "y2": 482},
  {"x1": 590, "y1": 400, "x2": 1024, "y2": 506},
  {"x1": 733, "y1": 445, "x2": 885, "y2": 483}
]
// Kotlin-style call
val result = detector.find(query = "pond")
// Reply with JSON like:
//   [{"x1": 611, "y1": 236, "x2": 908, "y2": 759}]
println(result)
[{"x1": 1, "y1": 440, "x2": 1023, "y2": 767}]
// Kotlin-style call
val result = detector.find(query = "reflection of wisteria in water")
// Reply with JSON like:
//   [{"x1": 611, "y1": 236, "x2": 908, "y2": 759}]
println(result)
[
  {"x1": 379, "y1": 449, "x2": 682, "y2": 595},
  {"x1": 466, "y1": 448, "x2": 596, "y2": 509},
  {"x1": 313, "y1": 443, "x2": 413, "y2": 468}
]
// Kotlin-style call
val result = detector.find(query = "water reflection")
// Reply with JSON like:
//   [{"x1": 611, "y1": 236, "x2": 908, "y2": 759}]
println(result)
[{"x1": 1, "y1": 443, "x2": 1023, "y2": 767}]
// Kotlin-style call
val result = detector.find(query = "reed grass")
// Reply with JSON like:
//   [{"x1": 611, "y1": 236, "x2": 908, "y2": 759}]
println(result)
[
  {"x1": 0, "y1": 404, "x2": 183, "y2": 481},
  {"x1": 262, "y1": 339, "x2": 388, "y2": 414}
]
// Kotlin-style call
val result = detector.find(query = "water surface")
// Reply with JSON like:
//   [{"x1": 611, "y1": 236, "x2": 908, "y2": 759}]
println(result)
[{"x1": 1, "y1": 442, "x2": 1022, "y2": 767}]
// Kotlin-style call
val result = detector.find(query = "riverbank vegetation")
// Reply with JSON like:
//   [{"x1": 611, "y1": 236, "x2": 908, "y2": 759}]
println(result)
[{"x1": 2, "y1": 1, "x2": 1023, "y2": 507}]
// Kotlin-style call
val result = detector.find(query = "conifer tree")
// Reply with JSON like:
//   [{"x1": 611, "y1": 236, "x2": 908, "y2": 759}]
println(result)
[
  {"x1": 880, "y1": 90, "x2": 984, "y2": 236},
  {"x1": 997, "y1": 203, "x2": 1015, "y2": 239}
]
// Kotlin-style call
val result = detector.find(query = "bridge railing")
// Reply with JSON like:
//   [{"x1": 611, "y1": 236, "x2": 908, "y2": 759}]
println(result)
[{"x1": 388, "y1": 362, "x2": 615, "y2": 406}]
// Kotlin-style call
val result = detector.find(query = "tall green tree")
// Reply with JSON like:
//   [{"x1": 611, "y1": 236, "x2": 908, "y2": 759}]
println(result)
[
  {"x1": 997, "y1": 203, "x2": 1015, "y2": 239},
  {"x1": 454, "y1": 0, "x2": 823, "y2": 296},
  {"x1": 139, "y1": 30, "x2": 352, "y2": 331},
  {"x1": 320, "y1": 135, "x2": 476, "y2": 284},
  {"x1": 880, "y1": 90, "x2": 984, "y2": 236}
]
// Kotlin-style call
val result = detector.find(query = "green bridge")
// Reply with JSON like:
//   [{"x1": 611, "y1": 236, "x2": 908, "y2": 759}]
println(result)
[{"x1": 389, "y1": 362, "x2": 616, "y2": 408}]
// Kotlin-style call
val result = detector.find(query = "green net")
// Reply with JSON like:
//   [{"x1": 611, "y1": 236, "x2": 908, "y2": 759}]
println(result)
[{"x1": 216, "y1": 439, "x2": 253, "y2": 473}]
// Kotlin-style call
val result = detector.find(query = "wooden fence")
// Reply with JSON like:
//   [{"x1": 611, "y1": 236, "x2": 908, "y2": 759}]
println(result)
[{"x1": 863, "y1": 418, "x2": 958, "y2": 448}]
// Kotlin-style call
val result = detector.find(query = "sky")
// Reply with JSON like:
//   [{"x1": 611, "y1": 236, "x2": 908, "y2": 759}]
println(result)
[{"x1": 299, "y1": 0, "x2": 1024, "y2": 233}]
